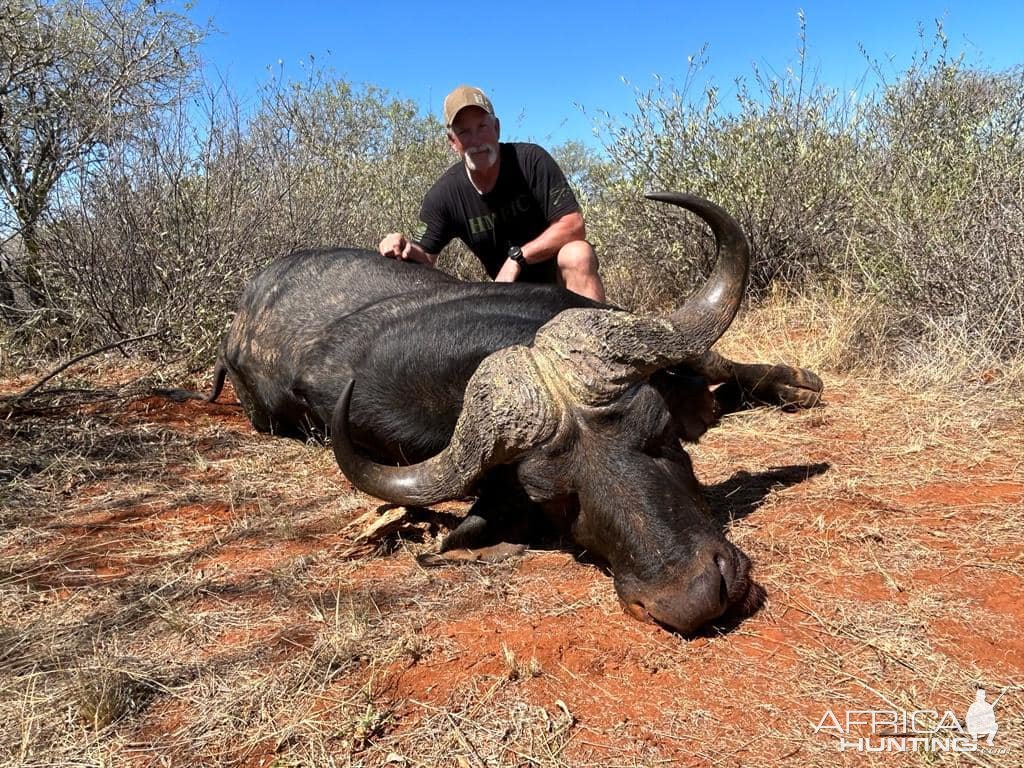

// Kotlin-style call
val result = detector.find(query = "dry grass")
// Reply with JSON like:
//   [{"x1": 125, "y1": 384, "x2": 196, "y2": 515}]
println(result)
[
  {"x1": 720, "y1": 289, "x2": 1024, "y2": 392},
  {"x1": 1, "y1": 313, "x2": 1022, "y2": 766}
]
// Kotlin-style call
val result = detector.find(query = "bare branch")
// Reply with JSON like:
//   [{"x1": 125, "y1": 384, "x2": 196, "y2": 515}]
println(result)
[{"x1": 8, "y1": 329, "x2": 162, "y2": 400}]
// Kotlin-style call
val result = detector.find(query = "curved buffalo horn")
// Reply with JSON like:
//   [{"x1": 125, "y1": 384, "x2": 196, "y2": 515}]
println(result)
[
  {"x1": 332, "y1": 349, "x2": 558, "y2": 505},
  {"x1": 331, "y1": 381, "x2": 468, "y2": 505},
  {"x1": 647, "y1": 192, "x2": 750, "y2": 352},
  {"x1": 526, "y1": 193, "x2": 750, "y2": 405}
]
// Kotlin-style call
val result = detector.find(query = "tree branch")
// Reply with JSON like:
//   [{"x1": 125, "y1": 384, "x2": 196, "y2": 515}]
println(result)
[{"x1": 8, "y1": 330, "x2": 162, "y2": 401}]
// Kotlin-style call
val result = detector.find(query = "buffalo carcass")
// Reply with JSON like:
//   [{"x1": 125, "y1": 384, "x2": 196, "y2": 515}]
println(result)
[{"x1": 208, "y1": 193, "x2": 823, "y2": 635}]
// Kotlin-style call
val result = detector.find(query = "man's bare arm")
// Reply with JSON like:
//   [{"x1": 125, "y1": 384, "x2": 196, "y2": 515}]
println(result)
[
  {"x1": 522, "y1": 211, "x2": 586, "y2": 263},
  {"x1": 493, "y1": 211, "x2": 586, "y2": 282}
]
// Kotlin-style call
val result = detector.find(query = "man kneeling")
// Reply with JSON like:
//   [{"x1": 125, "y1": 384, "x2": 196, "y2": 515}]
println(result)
[{"x1": 378, "y1": 84, "x2": 606, "y2": 302}]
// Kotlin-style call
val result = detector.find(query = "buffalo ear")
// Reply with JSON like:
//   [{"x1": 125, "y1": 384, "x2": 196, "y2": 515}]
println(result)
[{"x1": 654, "y1": 369, "x2": 718, "y2": 442}]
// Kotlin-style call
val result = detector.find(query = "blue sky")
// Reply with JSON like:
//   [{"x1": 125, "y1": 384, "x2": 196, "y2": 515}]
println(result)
[{"x1": 180, "y1": 0, "x2": 1024, "y2": 147}]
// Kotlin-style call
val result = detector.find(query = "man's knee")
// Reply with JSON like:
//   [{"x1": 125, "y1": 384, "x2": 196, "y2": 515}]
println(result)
[
  {"x1": 555, "y1": 240, "x2": 605, "y2": 302},
  {"x1": 556, "y1": 240, "x2": 599, "y2": 276}
]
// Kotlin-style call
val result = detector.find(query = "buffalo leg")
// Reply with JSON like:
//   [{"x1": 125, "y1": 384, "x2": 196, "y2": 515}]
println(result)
[
  {"x1": 419, "y1": 468, "x2": 541, "y2": 565},
  {"x1": 442, "y1": 466, "x2": 538, "y2": 549},
  {"x1": 696, "y1": 352, "x2": 823, "y2": 415},
  {"x1": 691, "y1": 350, "x2": 823, "y2": 413},
  {"x1": 440, "y1": 513, "x2": 492, "y2": 551}
]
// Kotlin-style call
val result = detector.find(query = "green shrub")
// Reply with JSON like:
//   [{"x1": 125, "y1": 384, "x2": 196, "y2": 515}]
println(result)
[{"x1": 589, "y1": 20, "x2": 1024, "y2": 366}]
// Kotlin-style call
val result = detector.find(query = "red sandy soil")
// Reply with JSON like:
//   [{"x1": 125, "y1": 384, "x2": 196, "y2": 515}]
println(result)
[{"x1": 4, "y1": 372, "x2": 1022, "y2": 766}]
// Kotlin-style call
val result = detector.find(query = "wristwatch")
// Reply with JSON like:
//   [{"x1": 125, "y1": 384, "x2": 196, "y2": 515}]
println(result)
[{"x1": 507, "y1": 245, "x2": 527, "y2": 267}]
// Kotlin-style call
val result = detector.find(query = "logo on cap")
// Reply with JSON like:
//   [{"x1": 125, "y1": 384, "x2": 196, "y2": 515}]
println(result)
[{"x1": 444, "y1": 85, "x2": 494, "y2": 126}]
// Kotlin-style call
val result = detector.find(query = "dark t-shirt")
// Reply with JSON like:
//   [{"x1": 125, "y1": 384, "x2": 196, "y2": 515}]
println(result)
[{"x1": 413, "y1": 142, "x2": 580, "y2": 282}]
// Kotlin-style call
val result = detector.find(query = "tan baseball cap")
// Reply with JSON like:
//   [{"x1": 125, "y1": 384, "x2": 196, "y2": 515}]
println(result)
[{"x1": 443, "y1": 85, "x2": 494, "y2": 127}]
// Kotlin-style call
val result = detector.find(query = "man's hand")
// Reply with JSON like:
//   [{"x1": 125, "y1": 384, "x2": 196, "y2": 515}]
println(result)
[
  {"x1": 494, "y1": 258, "x2": 522, "y2": 283},
  {"x1": 377, "y1": 234, "x2": 437, "y2": 266},
  {"x1": 379, "y1": 233, "x2": 408, "y2": 259}
]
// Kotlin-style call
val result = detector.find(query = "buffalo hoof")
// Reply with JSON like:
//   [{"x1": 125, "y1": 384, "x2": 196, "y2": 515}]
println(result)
[
  {"x1": 416, "y1": 542, "x2": 527, "y2": 567},
  {"x1": 439, "y1": 513, "x2": 490, "y2": 552},
  {"x1": 751, "y1": 365, "x2": 824, "y2": 409}
]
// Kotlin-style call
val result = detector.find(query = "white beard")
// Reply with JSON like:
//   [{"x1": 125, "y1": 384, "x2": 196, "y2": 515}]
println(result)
[{"x1": 463, "y1": 143, "x2": 498, "y2": 171}]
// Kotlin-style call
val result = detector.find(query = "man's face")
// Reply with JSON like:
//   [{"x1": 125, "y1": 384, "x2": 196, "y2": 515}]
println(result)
[{"x1": 448, "y1": 106, "x2": 499, "y2": 171}]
